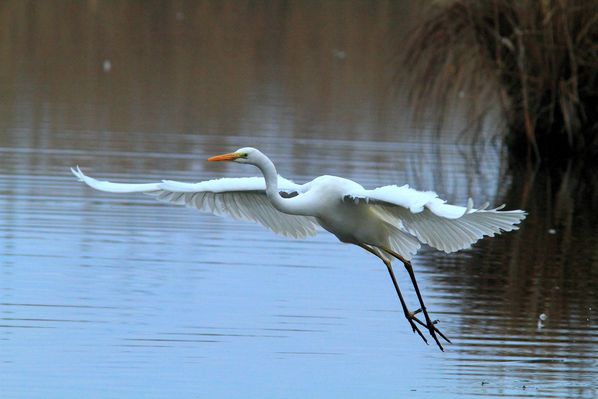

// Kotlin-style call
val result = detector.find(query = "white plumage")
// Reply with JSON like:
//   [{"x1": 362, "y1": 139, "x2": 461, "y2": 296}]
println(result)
[
  {"x1": 347, "y1": 184, "x2": 525, "y2": 254},
  {"x1": 72, "y1": 146, "x2": 526, "y2": 350},
  {"x1": 72, "y1": 164, "x2": 524, "y2": 259},
  {"x1": 72, "y1": 167, "x2": 318, "y2": 239}
]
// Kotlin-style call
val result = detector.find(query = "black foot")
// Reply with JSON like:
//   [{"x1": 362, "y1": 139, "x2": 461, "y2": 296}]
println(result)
[
  {"x1": 408, "y1": 308, "x2": 451, "y2": 351},
  {"x1": 404, "y1": 310, "x2": 428, "y2": 345}
]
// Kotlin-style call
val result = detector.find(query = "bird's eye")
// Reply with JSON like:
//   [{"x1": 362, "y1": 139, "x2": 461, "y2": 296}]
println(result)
[{"x1": 243, "y1": 153, "x2": 249, "y2": 158}]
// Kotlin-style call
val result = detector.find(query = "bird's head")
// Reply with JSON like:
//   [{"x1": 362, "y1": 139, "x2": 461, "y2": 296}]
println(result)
[{"x1": 207, "y1": 147, "x2": 262, "y2": 165}]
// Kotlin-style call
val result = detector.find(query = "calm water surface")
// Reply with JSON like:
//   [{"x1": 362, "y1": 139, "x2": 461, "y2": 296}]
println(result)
[{"x1": 1, "y1": 2, "x2": 597, "y2": 398}]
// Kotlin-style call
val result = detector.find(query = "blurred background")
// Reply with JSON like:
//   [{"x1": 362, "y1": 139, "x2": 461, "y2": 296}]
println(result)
[{"x1": 1, "y1": 1, "x2": 596, "y2": 398}]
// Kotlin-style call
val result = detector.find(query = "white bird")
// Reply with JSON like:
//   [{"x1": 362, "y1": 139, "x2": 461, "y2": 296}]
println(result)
[{"x1": 72, "y1": 147, "x2": 526, "y2": 350}]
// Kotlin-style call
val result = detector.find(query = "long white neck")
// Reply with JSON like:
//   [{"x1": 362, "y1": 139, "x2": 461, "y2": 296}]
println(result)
[{"x1": 253, "y1": 153, "x2": 308, "y2": 216}]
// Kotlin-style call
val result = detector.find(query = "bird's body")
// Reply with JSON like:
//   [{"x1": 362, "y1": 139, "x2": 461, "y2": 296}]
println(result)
[
  {"x1": 287, "y1": 175, "x2": 378, "y2": 243},
  {"x1": 72, "y1": 147, "x2": 526, "y2": 350},
  {"x1": 306, "y1": 176, "x2": 398, "y2": 254}
]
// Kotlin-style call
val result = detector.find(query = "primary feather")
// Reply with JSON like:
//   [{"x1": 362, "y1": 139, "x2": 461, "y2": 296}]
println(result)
[
  {"x1": 71, "y1": 167, "x2": 318, "y2": 239},
  {"x1": 345, "y1": 184, "x2": 526, "y2": 253}
]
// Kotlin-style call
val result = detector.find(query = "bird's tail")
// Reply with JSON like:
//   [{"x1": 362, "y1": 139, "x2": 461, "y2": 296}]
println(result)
[{"x1": 384, "y1": 222, "x2": 421, "y2": 261}]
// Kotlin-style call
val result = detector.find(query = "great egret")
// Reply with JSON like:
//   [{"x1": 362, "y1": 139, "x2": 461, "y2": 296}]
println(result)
[{"x1": 72, "y1": 147, "x2": 526, "y2": 350}]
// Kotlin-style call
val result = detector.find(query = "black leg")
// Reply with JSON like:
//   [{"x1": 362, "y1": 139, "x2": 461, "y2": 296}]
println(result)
[
  {"x1": 382, "y1": 247, "x2": 451, "y2": 351},
  {"x1": 383, "y1": 260, "x2": 430, "y2": 345},
  {"x1": 357, "y1": 244, "x2": 428, "y2": 345}
]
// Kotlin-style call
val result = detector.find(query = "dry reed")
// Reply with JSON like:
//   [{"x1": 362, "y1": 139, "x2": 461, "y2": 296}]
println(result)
[{"x1": 404, "y1": 0, "x2": 598, "y2": 161}]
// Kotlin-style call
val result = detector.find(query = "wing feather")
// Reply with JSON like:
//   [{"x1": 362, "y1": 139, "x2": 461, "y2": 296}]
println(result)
[
  {"x1": 386, "y1": 227, "x2": 422, "y2": 260},
  {"x1": 346, "y1": 184, "x2": 526, "y2": 253},
  {"x1": 72, "y1": 167, "x2": 318, "y2": 239}
]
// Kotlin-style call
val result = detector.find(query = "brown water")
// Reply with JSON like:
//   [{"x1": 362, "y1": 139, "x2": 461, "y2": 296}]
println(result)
[{"x1": 1, "y1": 2, "x2": 597, "y2": 398}]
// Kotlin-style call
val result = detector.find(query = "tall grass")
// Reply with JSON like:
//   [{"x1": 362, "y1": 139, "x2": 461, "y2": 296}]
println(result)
[{"x1": 404, "y1": 0, "x2": 598, "y2": 161}]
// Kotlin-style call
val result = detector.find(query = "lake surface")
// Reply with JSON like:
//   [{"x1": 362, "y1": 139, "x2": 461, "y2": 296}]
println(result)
[{"x1": 1, "y1": 2, "x2": 597, "y2": 398}]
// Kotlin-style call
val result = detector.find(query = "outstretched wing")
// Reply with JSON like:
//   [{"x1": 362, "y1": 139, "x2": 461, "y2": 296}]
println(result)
[
  {"x1": 345, "y1": 184, "x2": 526, "y2": 253},
  {"x1": 72, "y1": 167, "x2": 318, "y2": 239}
]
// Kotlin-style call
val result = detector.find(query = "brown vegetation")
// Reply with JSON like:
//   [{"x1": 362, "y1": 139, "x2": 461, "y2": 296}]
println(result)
[{"x1": 405, "y1": 0, "x2": 598, "y2": 161}]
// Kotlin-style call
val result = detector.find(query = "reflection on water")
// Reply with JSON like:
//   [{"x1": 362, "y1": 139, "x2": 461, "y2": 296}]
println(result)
[
  {"x1": 0, "y1": 0, "x2": 416, "y2": 142},
  {"x1": 1, "y1": 2, "x2": 597, "y2": 398},
  {"x1": 442, "y1": 162, "x2": 598, "y2": 398}
]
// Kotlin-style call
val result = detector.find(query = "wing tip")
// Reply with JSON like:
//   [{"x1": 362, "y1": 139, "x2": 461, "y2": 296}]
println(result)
[
  {"x1": 71, "y1": 165, "x2": 93, "y2": 184},
  {"x1": 71, "y1": 165, "x2": 83, "y2": 180}
]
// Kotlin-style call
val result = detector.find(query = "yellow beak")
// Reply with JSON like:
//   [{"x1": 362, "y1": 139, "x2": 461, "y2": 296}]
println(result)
[{"x1": 207, "y1": 152, "x2": 241, "y2": 162}]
